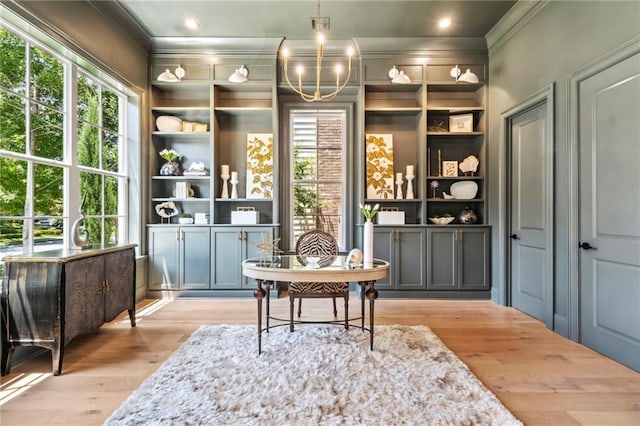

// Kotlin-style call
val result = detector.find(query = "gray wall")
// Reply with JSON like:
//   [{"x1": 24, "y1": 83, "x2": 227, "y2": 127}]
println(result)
[
  {"x1": 2, "y1": 0, "x2": 148, "y2": 89},
  {"x1": 487, "y1": 1, "x2": 640, "y2": 335}
]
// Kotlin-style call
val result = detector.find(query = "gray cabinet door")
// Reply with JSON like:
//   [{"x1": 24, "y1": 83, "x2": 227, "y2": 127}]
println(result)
[
  {"x1": 148, "y1": 227, "x2": 180, "y2": 290},
  {"x1": 427, "y1": 228, "x2": 456, "y2": 290},
  {"x1": 104, "y1": 249, "x2": 135, "y2": 322},
  {"x1": 396, "y1": 228, "x2": 426, "y2": 290},
  {"x1": 459, "y1": 228, "x2": 490, "y2": 290},
  {"x1": 181, "y1": 227, "x2": 211, "y2": 289},
  {"x1": 372, "y1": 228, "x2": 394, "y2": 289},
  {"x1": 211, "y1": 229, "x2": 243, "y2": 289}
]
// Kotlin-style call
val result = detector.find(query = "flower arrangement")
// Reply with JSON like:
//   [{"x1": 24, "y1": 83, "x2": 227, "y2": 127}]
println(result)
[
  {"x1": 159, "y1": 149, "x2": 180, "y2": 162},
  {"x1": 360, "y1": 203, "x2": 380, "y2": 220}
]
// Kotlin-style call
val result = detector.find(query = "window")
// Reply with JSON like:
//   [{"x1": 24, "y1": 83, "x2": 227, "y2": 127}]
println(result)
[
  {"x1": 0, "y1": 22, "x2": 129, "y2": 270},
  {"x1": 290, "y1": 110, "x2": 346, "y2": 249}
]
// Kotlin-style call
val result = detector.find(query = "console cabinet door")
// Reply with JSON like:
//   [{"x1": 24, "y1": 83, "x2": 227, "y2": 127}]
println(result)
[
  {"x1": 372, "y1": 228, "x2": 394, "y2": 289},
  {"x1": 242, "y1": 228, "x2": 274, "y2": 288},
  {"x1": 104, "y1": 249, "x2": 135, "y2": 322},
  {"x1": 64, "y1": 256, "x2": 105, "y2": 344},
  {"x1": 148, "y1": 227, "x2": 180, "y2": 290},
  {"x1": 211, "y1": 228, "x2": 243, "y2": 289},
  {"x1": 181, "y1": 227, "x2": 211, "y2": 289}
]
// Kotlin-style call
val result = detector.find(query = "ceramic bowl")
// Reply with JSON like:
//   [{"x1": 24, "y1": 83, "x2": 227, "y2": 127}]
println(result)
[
  {"x1": 156, "y1": 115, "x2": 183, "y2": 132},
  {"x1": 450, "y1": 180, "x2": 478, "y2": 199},
  {"x1": 428, "y1": 216, "x2": 455, "y2": 225}
]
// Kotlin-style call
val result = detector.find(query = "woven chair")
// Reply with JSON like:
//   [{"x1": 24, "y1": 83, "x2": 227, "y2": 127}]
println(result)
[{"x1": 289, "y1": 229, "x2": 349, "y2": 331}]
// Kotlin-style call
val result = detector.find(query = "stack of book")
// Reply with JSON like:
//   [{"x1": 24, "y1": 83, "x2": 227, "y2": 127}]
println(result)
[
  {"x1": 194, "y1": 212, "x2": 209, "y2": 225},
  {"x1": 175, "y1": 182, "x2": 191, "y2": 199}
]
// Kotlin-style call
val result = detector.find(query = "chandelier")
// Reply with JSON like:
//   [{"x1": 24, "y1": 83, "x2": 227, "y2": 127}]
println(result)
[{"x1": 281, "y1": 0, "x2": 354, "y2": 102}]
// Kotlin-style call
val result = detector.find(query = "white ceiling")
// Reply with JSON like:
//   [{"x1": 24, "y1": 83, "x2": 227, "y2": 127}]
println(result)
[{"x1": 112, "y1": 0, "x2": 516, "y2": 41}]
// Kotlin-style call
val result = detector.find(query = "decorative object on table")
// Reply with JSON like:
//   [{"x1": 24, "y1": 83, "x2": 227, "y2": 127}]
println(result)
[
  {"x1": 378, "y1": 207, "x2": 405, "y2": 225},
  {"x1": 450, "y1": 65, "x2": 479, "y2": 83},
  {"x1": 360, "y1": 203, "x2": 379, "y2": 267},
  {"x1": 345, "y1": 248, "x2": 363, "y2": 268},
  {"x1": 280, "y1": 0, "x2": 354, "y2": 102},
  {"x1": 178, "y1": 213, "x2": 194, "y2": 225},
  {"x1": 156, "y1": 115, "x2": 182, "y2": 132},
  {"x1": 183, "y1": 161, "x2": 209, "y2": 176},
  {"x1": 442, "y1": 160, "x2": 459, "y2": 177},
  {"x1": 430, "y1": 180, "x2": 439, "y2": 198},
  {"x1": 228, "y1": 65, "x2": 249, "y2": 83},
  {"x1": 70, "y1": 193, "x2": 89, "y2": 249},
  {"x1": 174, "y1": 64, "x2": 185, "y2": 81},
  {"x1": 159, "y1": 148, "x2": 181, "y2": 176},
  {"x1": 193, "y1": 212, "x2": 209, "y2": 225},
  {"x1": 405, "y1": 165, "x2": 415, "y2": 199},
  {"x1": 457, "y1": 206, "x2": 479, "y2": 224},
  {"x1": 230, "y1": 171, "x2": 239, "y2": 199},
  {"x1": 231, "y1": 206, "x2": 260, "y2": 225},
  {"x1": 428, "y1": 214, "x2": 455, "y2": 225},
  {"x1": 427, "y1": 119, "x2": 447, "y2": 132},
  {"x1": 252, "y1": 232, "x2": 283, "y2": 265},
  {"x1": 388, "y1": 66, "x2": 411, "y2": 84},
  {"x1": 246, "y1": 133, "x2": 274, "y2": 199},
  {"x1": 442, "y1": 192, "x2": 455, "y2": 199},
  {"x1": 449, "y1": 113, "x2": 473, "y2": 133},
  {"x1": 155, "y1": 201, "x2": 179, "y2": 224},
  {"x1": 459, "y1": 155, "x2": 479, "y2": 176},
  {"x1": 395, "y1": 172, "x2": 404, "y2": 199},
  {"x1": 220, "y1": 164, "x2": 230, "y2": 198},
  {"x1": 157, "y1": 65, "x2": 185, "y2": 82},
  {"x1": 365, "y1": 134, "x2": 394, "y2": 199},
  {"x1": 450, "y1": 180, "x2": 478, "y2": 200}
]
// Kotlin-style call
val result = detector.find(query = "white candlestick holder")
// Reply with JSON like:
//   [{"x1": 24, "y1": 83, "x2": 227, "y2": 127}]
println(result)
[
  {"x1": 395, "y1": 178, "x2": 404, "y2": 199},
  {"x1": 405, "y1": 175, "x2": 415, "y2": 199},
  {"x1": 230, "y1": 178, "x2": 239, "y2": 199},
  {"x1": 221, "y1": 174, "x2": 230, "y2": 198}
]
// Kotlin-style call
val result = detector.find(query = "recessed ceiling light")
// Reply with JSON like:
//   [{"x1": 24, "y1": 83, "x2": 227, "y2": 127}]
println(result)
[
  {"x1": 438, "y1": 17, "x2": 452, "y2": 29},
  {"x1": 185, "y1": 18, "x2": 200, "y2": 30}
]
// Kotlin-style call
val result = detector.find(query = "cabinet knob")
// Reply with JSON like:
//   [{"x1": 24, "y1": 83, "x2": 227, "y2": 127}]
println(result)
[
  {"x1": 510, "y1": 234, "x2": 519, "y2": 240},
  {"x1": 579, "y1": 242, "x2": 596, "y2": 250}
]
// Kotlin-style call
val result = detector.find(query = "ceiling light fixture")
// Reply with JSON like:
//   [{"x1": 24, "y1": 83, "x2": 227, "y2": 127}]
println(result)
[
  {"x1": 184, "y1": 18, "x2": 200, "y2": 30},
  {"x1": 450, "y1": 65, "x2": 479, "y2": 84},
  {"x1": 438, "y1": 17, "x2": 452, "y2": 29},
  {"x1": 281, "y1": 0, "x2": 353, "y2": 102},
  {"x1": 228, "y1": 65, "x2": 249, "y2": 83}
]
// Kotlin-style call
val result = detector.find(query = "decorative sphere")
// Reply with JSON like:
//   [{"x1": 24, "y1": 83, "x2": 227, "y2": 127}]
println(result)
[{"x1": 457, "y1": 207, "x2": 478, "y2": 224}]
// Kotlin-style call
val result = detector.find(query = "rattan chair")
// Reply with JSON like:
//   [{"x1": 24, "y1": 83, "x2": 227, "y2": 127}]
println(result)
[{"x1": 289, "y1": 229, "x2": 349, "y2": 331}]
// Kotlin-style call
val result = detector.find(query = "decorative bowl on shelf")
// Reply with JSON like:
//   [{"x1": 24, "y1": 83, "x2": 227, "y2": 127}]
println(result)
[
  {"x1": 428, "y1": 216, "x2": 455, "y2": 225},
  {"x1": 156, "y1": 115, "x2": 183, "y2": 132},
  {"x1": 450, "y1": 180, "x2": 478, "y2": 199}
]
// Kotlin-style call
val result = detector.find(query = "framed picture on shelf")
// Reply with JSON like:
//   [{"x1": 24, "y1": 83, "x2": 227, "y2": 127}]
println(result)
[
  {"x1": 449, "y1": 113, "x2": 473, "y2": 133},
  {"x1": 442, "y1": 161, "x2": 459, "y2": 177}
]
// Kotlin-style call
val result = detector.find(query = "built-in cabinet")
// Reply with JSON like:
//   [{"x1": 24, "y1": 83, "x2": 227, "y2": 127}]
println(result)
[
  {"x1": 359, "y1": 59, "x2": 491, "y2": 297},
  {"x1": 147, "y1": 55, "x2": 280, "y2": 296}
]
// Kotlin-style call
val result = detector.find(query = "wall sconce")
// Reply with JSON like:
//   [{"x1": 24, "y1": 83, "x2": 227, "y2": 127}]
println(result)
[
  {"x1": 388, "y1": 66, "x2": 411, "y2": 84},
  {"x1": 450, "y1": 65, "x2": 479, "y2": 83},
  {"x1": 229, "y1": 65, "x2": 249, "y2": 83},
  {"x1": 157, "y1": 65, "x2": 185, "y2": 82}
]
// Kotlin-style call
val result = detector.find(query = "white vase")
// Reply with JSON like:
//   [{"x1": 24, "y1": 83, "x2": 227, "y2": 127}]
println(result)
[{"x1": 363, "y1": 219, "x2": 374, "y2": 267}]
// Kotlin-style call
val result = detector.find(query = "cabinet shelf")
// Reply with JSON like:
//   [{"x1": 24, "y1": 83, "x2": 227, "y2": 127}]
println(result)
[
  {"x1": 365, "y1": 107, "x2": 422, "y2": 115},
  {"x1": 152, "y1": 176, "x2": 210, "y2": 180},
  {"x1": 214, "y1": 106, "x2": 272, "y2": 114},
  {"x1": 215, "y1": 198, "x2": 273, "y2": 202},
  {"x1": 427, "y1": 198, "x2": 484, "y2": 202},
  {"x1": 152, "y1": 197, "x2": 211, "y2": 202},
  {"x1": 427, "y1": 176, "x2": 483, "y2": 180},
  {"x1": 427, "y1": 107, "x2": 484, "y2": 113},
  {"x1": 364, "y1": 199, "x2": 421, "y2": 203},
  {"x1": 152, "y1": 106, "x2": 210, "y2": 112},
  {"x1": 427, "y1": 131, "x2": 483, "y2": 136},
  {"x1": 152, "y1": 131, "x2": 210, "y2": 138}
]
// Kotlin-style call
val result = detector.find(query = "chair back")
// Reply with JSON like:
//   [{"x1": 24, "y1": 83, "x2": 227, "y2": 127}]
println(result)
[{"x1": 295, "y1": 229, "x2": 338, "y2": 267}]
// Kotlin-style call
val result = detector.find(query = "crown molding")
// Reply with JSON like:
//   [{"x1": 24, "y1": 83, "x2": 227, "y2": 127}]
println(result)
[{"x1": 485, "y1": 0, "x2": 550, "y2": 56}]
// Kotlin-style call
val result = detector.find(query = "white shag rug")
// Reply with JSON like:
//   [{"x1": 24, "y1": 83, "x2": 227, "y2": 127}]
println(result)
[{"x1": 106, "y1": 325, "x2": 521, "y2": 426}]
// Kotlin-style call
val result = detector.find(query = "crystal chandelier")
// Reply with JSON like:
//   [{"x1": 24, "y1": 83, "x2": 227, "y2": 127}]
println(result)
[{"x1": 281, "y1": 0, "x2": 354, "y2": 102}]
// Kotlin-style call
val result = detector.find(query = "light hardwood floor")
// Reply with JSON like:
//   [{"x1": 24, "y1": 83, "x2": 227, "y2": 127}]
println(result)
[{"x1": 1, "y1": 297, "x2": 638, "y2": 425}]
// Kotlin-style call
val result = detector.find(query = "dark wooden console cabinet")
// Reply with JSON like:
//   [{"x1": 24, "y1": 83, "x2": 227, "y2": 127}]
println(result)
[{"x1": 1, "y1": 244, "x2": 136, "y2": 375}]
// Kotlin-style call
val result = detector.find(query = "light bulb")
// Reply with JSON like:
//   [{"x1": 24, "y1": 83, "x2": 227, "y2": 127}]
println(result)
[
  {"x1": 282, "y1": 48, "x2": 289, "y2": 58},
  {"x1": 347, "y1": 47, "x2": 354, "y2": 57},
  {"x1": 296, "y1": 65, "x2": 304, "y2": 75},
  {"x1": 335, "y1": 64, "x2": 343, "y2": 74}
]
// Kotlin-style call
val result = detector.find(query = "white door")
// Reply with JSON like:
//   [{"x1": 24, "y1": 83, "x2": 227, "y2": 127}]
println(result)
[{"x1": 578, "y1": 51, "x2": 640, "y2": 371}]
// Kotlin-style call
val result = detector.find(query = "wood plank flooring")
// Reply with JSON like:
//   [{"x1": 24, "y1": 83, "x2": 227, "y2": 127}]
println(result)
[{"x1": 1, "y1": 297, "x2": 638, "y2": 425}]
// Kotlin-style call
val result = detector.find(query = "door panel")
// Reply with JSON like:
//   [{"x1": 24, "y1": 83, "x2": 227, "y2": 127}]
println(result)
[
  {"x1": 426, "y1": 229, "x2": 456, "y2": 290},
  {"x1": 372, "y1": 228, "x2": 393, "y2": 289},
  {"x1": 579, "y1": 52, "x2": 640, "y2": 371},
  {"x1": 182, "y1": 227, "x2": 211, "y2": 289},
  {"x1": 212, "y1": 229, "x2": 242, "y2": 288},
  {"x1": 459, "y1": 229, "x2": 490, "y2": 290},
  {"x1": 396, "y1": 229, "x2": 425, "y2": 290},
  {"x1": 510, "y1": 102, "x2": 552, "y2": 325},
  {"x1": 148, "y1": 227, "x2": 180, "y2": 290}
]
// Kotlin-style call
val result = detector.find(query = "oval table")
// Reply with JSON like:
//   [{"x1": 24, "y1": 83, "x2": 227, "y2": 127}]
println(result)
[{"x1": 242, "y1": 255, "x2": 389, "y2": 354}]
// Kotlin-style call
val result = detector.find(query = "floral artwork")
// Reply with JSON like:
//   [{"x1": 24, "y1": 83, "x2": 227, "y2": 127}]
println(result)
[
  {"x1": 246, "y1": 133, "x2": 273, "y2": 199},
  {"x1": 365, "y1": 134, "x2": 394, "y2": 199}
]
